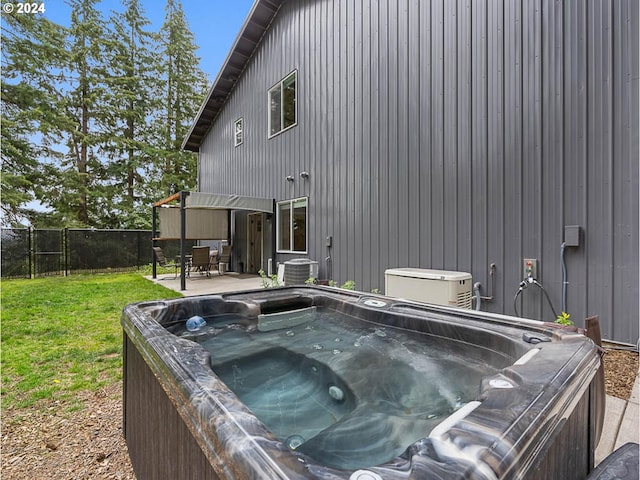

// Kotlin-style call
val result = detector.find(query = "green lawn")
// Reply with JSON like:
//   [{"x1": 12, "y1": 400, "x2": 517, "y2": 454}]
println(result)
[{"x1": 1, "y1": 273, "x2": 181, "y2": 410}]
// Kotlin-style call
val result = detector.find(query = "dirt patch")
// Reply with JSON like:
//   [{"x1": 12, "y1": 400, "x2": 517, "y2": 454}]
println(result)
[
  {"x1": 2, "y1": 346, "x2": 637, "y2": 479},
  {"x1": 602, "y1": 344, "x2": 639, "y2": 400},
  {"x1": 1, "y1": 383, "x2": 135, "y2": 479}
]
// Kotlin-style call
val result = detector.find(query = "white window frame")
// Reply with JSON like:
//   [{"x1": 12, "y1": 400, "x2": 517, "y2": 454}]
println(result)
[
  {"x1": 234, "y1": 118, "x2": 243, "y2": 147},
  {"x1": 268, "y1": 70, "x2": 297, "y2": 138},
  {"x1": 276, "y1": 197, "x2": 307, "y2": 254}
]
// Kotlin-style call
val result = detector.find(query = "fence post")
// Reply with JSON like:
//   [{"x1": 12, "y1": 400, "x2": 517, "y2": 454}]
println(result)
[
  {"x1": 28, "y1": 226, "x2": 33, "y2": 278},
  {"x1": 64, "y1": 228, "x2": 68, "y2": 276}
]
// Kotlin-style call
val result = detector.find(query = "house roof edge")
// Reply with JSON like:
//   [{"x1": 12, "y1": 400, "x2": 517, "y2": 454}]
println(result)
[{"x1": 182, "y1": 0, "x2": 283, "y2": 152}]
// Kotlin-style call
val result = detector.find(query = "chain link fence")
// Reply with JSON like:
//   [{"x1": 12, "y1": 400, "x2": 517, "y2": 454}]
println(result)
[
  {"x1": 67, "y1": 229, "x2": 152, "y2": 274},
  {"x1": 0, "y1": 228, "x2": 190, "y2": 278},
  {"x1": 33, "y1": 228, "x2": 64, "y2": 276},
  {"x1": 1, "y1": 228, "x2": 31, "y2": 278}
]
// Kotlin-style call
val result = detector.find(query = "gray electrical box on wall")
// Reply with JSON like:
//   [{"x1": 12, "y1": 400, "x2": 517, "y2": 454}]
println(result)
[{"x1": 564, "y1": 226, "x2": 581, "y2": 247}]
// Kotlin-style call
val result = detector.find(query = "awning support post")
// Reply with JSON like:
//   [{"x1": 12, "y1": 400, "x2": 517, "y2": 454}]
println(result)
[
  {"x1": 180, "y1": 191, "x2": 189, "y2": 291},
  {"x1": 152, "y1": 206, "x2": 158, "y2": 279}
]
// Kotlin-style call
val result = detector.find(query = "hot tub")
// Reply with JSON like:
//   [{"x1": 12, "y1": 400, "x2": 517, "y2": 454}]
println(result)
[{"x1": 122, "y1": 286, "x2": 604, "y2": 479}]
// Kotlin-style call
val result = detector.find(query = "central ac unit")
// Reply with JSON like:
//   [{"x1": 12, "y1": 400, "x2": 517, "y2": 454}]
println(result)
[
  {"x1": 384, "y1": 268, "x2": 472, "y2": 309},
  {"x1": 282, "y1": 259, "x2": 319, "y2": 286}
]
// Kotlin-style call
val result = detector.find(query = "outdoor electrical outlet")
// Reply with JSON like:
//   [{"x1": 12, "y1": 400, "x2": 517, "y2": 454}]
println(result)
[{"x1": 523, "y1": 258, "x2": 538, "y2": 279}]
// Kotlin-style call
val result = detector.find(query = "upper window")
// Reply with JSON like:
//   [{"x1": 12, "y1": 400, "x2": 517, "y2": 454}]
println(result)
[
  {"x1": 277, "y1": 197, "x2": 307, "y2": 253},
  {"x1": 234, "y1": 118, "x2": 243, "y2": 147},
  {"x1": 268, "y1": 70, "x2": 297, "y2": 138}
]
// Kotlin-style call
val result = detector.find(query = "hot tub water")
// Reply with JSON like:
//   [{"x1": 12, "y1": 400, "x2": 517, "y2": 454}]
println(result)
[{"x1": 176, "y1": 307, "x2": 504, "y2": 470}]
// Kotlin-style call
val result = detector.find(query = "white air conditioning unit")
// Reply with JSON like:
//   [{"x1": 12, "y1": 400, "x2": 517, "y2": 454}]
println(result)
[{"x1": 384, "y1": 268, "x2": 473, "y2": 309}]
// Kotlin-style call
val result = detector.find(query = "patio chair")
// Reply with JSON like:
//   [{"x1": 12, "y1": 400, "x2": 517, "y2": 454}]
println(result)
[
  {"x1": 191, "y1": 246, "x2": 212, "y2": 277},
  {"x1": 153, "y1": 246, "x2": 180, "y2": 279}
]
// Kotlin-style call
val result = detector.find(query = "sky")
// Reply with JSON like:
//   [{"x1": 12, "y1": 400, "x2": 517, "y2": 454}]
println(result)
[{"x1": 41, "y1": 0, "x2": 256, "y2": 82}]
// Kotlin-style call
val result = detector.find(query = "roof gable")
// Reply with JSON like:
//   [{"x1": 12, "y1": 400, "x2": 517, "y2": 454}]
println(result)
[{"x1": 182, "y1": 0, "x2": 284, "y2": 152}]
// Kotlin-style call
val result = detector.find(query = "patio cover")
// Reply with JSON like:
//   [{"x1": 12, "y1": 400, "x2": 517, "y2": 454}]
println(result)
[
  {"x1": 157, "y1": 207, "x2": 228, "y2": 240},
  {"x1": 186, "y1": 192, "x2": 273, "y2": 213},
  {"x1": 152, "y1": 191, "x2": 274, "y2": 290}
]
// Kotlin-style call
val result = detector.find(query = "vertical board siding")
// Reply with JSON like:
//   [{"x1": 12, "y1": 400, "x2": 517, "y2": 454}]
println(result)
[
  {"x1": 456, "y1": 0, "x2": 472, "y2": 273},
  {"x1": 487, "y1": 0, "x2": 505, "y2": 312},
  {"x1": 443, "y1": 0, "x2": 458, "y2": 268},
  {"x1": 431, "y1": 0, "x2": 445, "y2": 270},
  {"x1": 521, "y1": 0, "x2": 543, "y2": 319},
  {"x1": 418, "y1": 1, "x2": 432, "y2": 269},
  {"x1": 612, "y1": 0, "x2": 640, "y2": 343},
  {"x1": 471, "y1": 0, "x2": 490, "y2": 305},
  {"x1": 503, "y1": 0, "x2": 524, "y2": 317},
  {"x1": 198, "y1": 0, "x2": 639, "y2": 344},
  {"x1": 563, "y1": 0, "x2": 589, "y2": 326},
  {"x1": 407, "y1": 0, "x2": 421, "y2": 272},
  {"x1": 540, "y1": 0, "x2": 565, "y2": 318}
]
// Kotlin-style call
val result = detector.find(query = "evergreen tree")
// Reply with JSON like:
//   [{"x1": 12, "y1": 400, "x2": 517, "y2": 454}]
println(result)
[
  {"x1": 14, "y1": 0, "x2": 111, "y2": 227},
  {"x1": 155, "y1": 0, "x2": 208, "y2": 198},
  {"x1": 1, "y1": 13, "x2": 67, "y2": 227},
  {"x1": 102, "y1": 0, "x2": 161, "y2": 228},
  {"x1": 60, "y1": 0, "x2": 109, "y2": 226},
  {"x1": 1, "y1": 0, "x2": 209, "y2": 227}
]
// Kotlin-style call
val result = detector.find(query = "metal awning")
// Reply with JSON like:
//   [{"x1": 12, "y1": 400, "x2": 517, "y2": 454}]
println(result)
[
  {"x1": 151, "y1": 191, "x2": 274, "y2": 290},
  {"x1": 185, "y1": 192, "x2": 273, "y2": 213}
]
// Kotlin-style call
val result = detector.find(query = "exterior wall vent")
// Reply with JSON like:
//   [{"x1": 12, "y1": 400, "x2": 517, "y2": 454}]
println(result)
[{"x1": 384, "y1": 268, "x2": 473, "y2": 309}]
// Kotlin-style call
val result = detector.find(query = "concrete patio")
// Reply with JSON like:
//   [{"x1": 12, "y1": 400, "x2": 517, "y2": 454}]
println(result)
[
  {"x1": 148, "y1": 271, "x2": 265, "y2": 296},
  {"x1": 147, "y1": 272, "x2": 639, "y2": 467},
  {"x1": 595, "y1": 369, "x2": 640, "y2": 465}
]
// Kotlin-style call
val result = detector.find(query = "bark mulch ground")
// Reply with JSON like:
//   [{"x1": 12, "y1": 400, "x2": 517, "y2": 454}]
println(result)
[{"x1": 2, "y1": 346, "x2": 637, "y2": 479}]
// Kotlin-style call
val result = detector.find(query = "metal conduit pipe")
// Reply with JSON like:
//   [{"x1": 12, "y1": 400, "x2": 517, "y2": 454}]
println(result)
[
  {"x1": 473, "y1": 282, "x2": 482, "y2": 311},
  {"x1": 560, "y1": 242, "x2": 568, "y2": 313}
]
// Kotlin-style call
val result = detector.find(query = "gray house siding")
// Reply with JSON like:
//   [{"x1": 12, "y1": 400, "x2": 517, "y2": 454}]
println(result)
[{"x1": 197, "y1": 0, "x2": 639, "y2": 344}]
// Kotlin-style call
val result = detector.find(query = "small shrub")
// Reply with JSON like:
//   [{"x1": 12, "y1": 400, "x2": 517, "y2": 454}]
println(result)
[
  {"x1": 258, "y1": 269, "x2": 280, "y2": 288},
  {"x1": 556, "y1": 311, "x2": 574, "y2": 326},
  {"x1": 340, "y1": 280, "x2": 356, "y2": 290}
]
